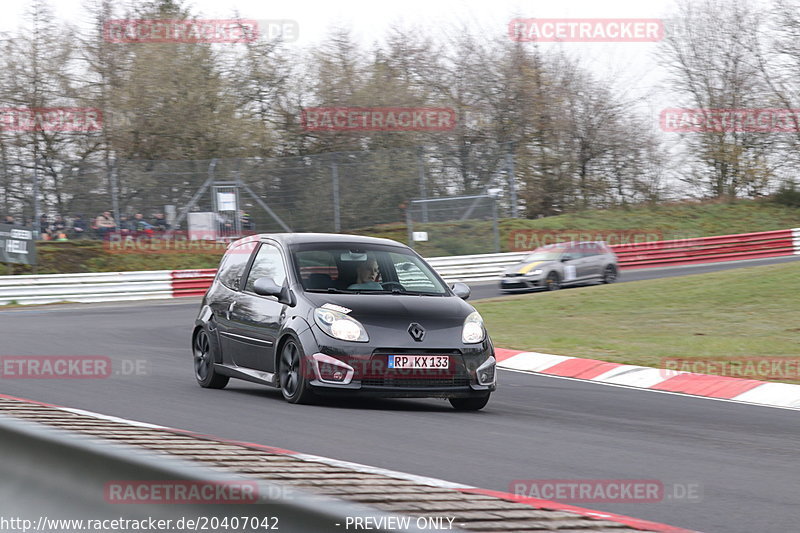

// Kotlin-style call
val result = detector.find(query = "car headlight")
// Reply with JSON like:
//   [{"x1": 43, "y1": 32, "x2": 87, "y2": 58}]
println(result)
[
  {"x1": 462, "y1": 311, "x2": 485, "y2": 344},
  {"x1": 314, "y1": 308, "x2": 369, "y2": 342},
  {"x1": 525, "y1": 269, "x2": 542, "y2": 277}
]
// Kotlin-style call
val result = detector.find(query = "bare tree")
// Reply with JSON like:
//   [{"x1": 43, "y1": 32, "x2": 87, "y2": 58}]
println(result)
[{"x1": 659, "y1": 0, "x2": 779, "y2": 199}]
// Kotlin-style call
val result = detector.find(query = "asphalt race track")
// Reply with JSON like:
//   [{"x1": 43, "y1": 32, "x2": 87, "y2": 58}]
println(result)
[{"x1": 1, "y1": 256, "x2": 799, "y2": 533}]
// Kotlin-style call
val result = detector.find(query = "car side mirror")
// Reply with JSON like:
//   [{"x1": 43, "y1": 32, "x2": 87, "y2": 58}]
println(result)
[
  {"x1": 253, "y1": 277, "x2": 282, "y2": 297},
  {"x1": 561, "y1": 256, "x2": 571, "y2": 262},
  {"x1": 451, "y1": 282, "x2": 471, "y2": 300},
  {"x1": 254, "y1": 277, "x2": 295, "y2": 306},
  {"x1": 253, "y1": 277, "x2": 295, "y2": 306}
]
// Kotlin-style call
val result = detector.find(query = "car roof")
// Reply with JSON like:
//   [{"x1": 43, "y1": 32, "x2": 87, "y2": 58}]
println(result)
[
  {"x1": 229, "y1": 232, "x2": 405, "y2": 249},
  {"x1": 533, "y1": 241, "x2": 610, "y2": 252}
]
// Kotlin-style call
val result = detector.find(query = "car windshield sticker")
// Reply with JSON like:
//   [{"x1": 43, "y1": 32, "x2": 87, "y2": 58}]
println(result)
[{"x1": 322, "y1": 303, "x2": 352, "y2": 314}]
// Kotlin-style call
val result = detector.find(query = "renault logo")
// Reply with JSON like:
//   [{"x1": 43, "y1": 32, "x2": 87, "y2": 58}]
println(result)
[{"x1": 408, "y1": 323, "x2": 425, "y2": 342}]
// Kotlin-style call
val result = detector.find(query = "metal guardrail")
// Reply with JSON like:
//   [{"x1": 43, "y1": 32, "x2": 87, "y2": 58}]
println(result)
[
  {"x1": 0, "y1": 414, "x2": 428, "y2": 531},
  {"x1": 0, "y1": 270, "x2": 174, "y2": 305},
  {"x1": 612, "y1": 228, "x2": 799, "y2": 268},
  {"x1": 0, "y1": 228, "x2": 798, "y2": 305}
]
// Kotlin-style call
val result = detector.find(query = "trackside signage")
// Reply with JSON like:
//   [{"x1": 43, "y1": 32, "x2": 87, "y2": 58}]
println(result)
[{"x1": 0, "y1": 224, "x2": 36, "y2": 265}]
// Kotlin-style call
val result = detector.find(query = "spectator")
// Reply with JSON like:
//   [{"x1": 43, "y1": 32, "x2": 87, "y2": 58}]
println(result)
[
  {"x1": 133, "y1": 213, "x2": 154, "y2": 232},
  {"x1": 93, "y1": 211, "x2": 116, "y2": 238},
  {"x1": 240, "y1": 211, "x2": 255, "y2": 232},
  {"x1": 71, "y1": 214, "x2": 87, "y2": 238},
  {"x1": 52, "y1": 215, "x2": 67, "y2": 235},
  {"x1": 152, "y1": 212, "x2": 170, "y2": 231},
  {"x1": 118, "y1": 214, "x2": 135, "y2": 234},
  {"x1": 3, "y1": 215, "x2": 17, "y2": 226},
  {"x1": 39, "y1": 214, "x2": 52, "y2": 240}
]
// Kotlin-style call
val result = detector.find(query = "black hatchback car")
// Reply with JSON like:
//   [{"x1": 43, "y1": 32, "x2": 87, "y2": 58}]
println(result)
[{"x1": 192, "y1": 233, "x2": 496, "y2": 410}]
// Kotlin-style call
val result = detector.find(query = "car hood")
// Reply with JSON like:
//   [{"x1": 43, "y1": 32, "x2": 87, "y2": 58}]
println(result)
[
  {"x1": 503, "y1": 260, "x2": 557, "y2": 275},
  {"x1": 302, "y1": 291, "x2": 473, "y2": 321},
  {"x1": 301, "y1": 291, "x2": 477, "y2": 347}
]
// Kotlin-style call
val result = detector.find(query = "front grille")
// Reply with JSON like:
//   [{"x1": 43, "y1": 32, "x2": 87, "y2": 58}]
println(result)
[
  {"x1": 361, "y1": 350, "x2": 470, "y2": 388},
  {"x1": 504, "y1": 273, "x2": 524, "y2": 277},
  {"x1": 361, "y1": 377, "x2": 471, "y2": 388},
  {"x1": 501, "y1": 281, "x2": 526, "y2": 289}
]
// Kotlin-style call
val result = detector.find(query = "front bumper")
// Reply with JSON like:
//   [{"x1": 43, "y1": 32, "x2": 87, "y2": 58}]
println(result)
[
  {"x1": 500, "y1": 275, "x2": 543, "y2": 291},
  {"x1": 304, "y1": 338, "x2": 497, "y2": 398}
]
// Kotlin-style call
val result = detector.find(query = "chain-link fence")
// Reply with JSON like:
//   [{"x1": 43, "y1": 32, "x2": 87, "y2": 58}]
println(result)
[
  {"x1": 0, "y1": 142, "x2": 517, "y2": 252},
  {"x1": 406, "y1": 194, "x2": 501, "y2": 256}
]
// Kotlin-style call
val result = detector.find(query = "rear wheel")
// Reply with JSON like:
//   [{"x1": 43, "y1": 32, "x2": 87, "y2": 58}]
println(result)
[
  {"x1": 279, "y1": 339, "x2": 315, "y2": 404},
  {"x1": 193, "y1": 329, "x2": 229, "y2": 389},
  {"x1": 449, "y1": 394, "x2": 490, "y2": 411},
  {"x1": 545, "y1": 272, "x2": 561, "y2": 291},
  {"x1": 602, "y1": 265, "x2": 618, "y2": 284}
]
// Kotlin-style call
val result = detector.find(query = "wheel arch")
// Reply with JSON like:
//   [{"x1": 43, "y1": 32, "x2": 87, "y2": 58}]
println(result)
[{"x1": 273, "y1": 316, "x2": 315, "y2": 371}]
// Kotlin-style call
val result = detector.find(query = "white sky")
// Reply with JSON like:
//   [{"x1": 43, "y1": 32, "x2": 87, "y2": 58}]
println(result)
[{"x1": 1, "y1": 0, "x2": 685, "y2": 127}]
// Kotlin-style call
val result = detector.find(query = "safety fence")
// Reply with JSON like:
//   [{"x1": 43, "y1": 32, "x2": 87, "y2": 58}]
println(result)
[{"x1": 0, "y1": 228, "x2": 797, "y2": 305}]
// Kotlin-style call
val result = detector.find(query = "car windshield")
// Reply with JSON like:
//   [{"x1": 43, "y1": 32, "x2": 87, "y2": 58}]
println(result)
[
  {"x1": 523, "y1": 249, "x2": 565, "y2": 262},
  {"x1": 292, "y1": 244, "x2": 448, "y2": 295}
]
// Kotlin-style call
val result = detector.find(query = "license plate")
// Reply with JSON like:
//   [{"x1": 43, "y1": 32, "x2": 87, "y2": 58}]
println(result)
[{"x1": 388, "y1": 355, "x2": 449, "y2": 369}]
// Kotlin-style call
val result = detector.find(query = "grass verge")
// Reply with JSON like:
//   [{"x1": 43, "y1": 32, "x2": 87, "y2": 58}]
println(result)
[{"x1": 474, "y1": 261, "x2": 800, "y2": 383}]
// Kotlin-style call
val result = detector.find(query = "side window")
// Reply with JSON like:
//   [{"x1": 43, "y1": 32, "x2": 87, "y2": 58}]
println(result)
[
  {"x1": 389, "y1": 252, "x2": 442, "y2": 293},
  {"x1": 244, "y1": 243, "x2": 287, "y2": 293},
  {"x1": 562, "y1": 247, "x2": 578, "y2": 261},
  {"x1": 217, "y1": 242, "x2": 254, "y2": 290},
  {"x1": 296, "y1": 250, "x2": 339, "y2": 289},
  {"x1": 576, "y1": 244, "x2": 598, "y2": 258}
]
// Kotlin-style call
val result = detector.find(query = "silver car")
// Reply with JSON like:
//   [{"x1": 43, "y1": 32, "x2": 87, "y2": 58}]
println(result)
[{"x1": 499, "y1": 242, "x2": 619, "y2": 292}]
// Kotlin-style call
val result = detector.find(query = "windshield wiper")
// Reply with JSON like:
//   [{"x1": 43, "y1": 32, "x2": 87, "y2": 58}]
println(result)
[{"x1": 305, "y1": 288, "x2": 360, "y2": 294}]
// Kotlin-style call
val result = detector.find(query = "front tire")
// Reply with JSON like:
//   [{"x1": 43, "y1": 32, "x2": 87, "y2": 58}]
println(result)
[
  {"x1": 602, "y1": 265, "x2": 618, "y2": 284},
  {"x1": 449, "y1": 394, "x2": 490, "y2": 411},
  {"x1": 193, "y1": 329, "x2": 229, "y2": 389},
  {"x1": 279, "y1": 339, "x2": 315, "y2": 404},
  {"x1": 545, "y1": 272, "x2": 561, "y2": 291}
]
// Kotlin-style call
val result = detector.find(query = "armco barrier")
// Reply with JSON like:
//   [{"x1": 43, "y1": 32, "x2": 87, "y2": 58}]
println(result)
[
  {"x1": 0, "y1": 270, "x2": 173, "y2": 305},
  {"x1": 0, "y1": 228, "x2": 798, "y2": 305},
  {"x1": 171, "y1": 268, "x2": 217, "y2": 297},
  {"x1": 612, "y1": 228, "x2": 797, "y2": 268},
  {"x1": 0, "y1": 415, "x2": 426, "y2": 531}
]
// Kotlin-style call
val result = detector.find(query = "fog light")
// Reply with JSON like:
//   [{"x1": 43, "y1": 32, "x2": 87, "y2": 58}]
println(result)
[
  {"x1": 476, "y1": 356, "x2": 496, "y2": 386},
  {"x1": 312, "y1": 353, "x2": 354, "y2": 384}
]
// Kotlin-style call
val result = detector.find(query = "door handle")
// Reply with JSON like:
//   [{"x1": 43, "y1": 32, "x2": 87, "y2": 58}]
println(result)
[{"x1": 226, "y1": 301, "x2": 236, "y2": 320}]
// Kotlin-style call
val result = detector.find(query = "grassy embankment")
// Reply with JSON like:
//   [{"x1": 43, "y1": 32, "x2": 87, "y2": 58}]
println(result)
[{"x1": 475, "y1": 261, "x2": 800, "y2": 383}]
